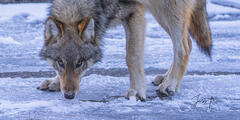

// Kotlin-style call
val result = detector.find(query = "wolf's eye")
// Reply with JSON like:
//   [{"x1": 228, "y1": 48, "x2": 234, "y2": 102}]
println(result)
[
  {"x1": 76, "y1": 59, "x2": 84, "y2": 68},
  {"x1": 76, "y1": 62, "x2": 81, "y2": 68},
  {"x1": 57, "y1": 59, "x2": 64, "y2": 68}
]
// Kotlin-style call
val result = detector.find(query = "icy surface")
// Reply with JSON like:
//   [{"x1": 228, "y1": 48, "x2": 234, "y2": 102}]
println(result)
[
  {"x1": 0, "y1": 3, "x2": 49, "y2": 22},
  {"x1": 207, "y1": 1, "x2": 240, "y2": 14},
  {"x1": 0, "y1": 75, "x2": 240, "y2": 119},
  {"x1": 0, "y1": 1, "x2": 240, "y2": 119}
]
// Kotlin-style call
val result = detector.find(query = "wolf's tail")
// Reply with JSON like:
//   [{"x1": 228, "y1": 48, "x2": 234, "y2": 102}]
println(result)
[{"x1": 189, "y1": 0, "x2": 212, "y2": 57}]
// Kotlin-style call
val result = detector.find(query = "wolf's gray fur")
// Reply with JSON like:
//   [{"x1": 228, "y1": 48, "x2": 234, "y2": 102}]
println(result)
[{"x1": 39, "y1": 0, "x2": 144, "y2": 99}]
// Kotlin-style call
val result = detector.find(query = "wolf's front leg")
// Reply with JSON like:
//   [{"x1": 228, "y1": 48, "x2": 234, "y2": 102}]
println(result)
[
  {"x1": 37, "y1": 75, "x2": 60, "y2": 92},
  {"x1": 123, "y1": 4, "x2": 146, "y2": 101}
]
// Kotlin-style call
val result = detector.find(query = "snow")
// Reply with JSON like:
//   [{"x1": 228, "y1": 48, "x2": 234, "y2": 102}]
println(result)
[
  {"x1": 0, "y1": 36, "x2": 21, "y2": 45},
  {"x1": 227, "y1": 0, "x2": 240, "y2": 3},
  {"x1": 207, "y1": 1, "x2": 240, "y2": 14},
  {"x1": 0, "y1": 75, "x2": 239, "y2": 119},
  {"x1": 0, "y1": 1, "x2": 240, "y2": 119},
  {"x1": 0, "y1": 3, "x2": 49, "y2": 22},
  {"x1": 0, "y1": 100, "x2": 52, "y2": 116}
]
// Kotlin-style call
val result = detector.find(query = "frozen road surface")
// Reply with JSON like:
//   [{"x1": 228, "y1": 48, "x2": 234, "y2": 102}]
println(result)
[{"x1": 0, "y1": 0, "x2": 240, "y2": 120}]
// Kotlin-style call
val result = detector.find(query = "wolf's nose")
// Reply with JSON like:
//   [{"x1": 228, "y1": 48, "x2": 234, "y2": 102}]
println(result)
[{"x1": 64, "y1": 93, "x2": 75, "y2": 99}]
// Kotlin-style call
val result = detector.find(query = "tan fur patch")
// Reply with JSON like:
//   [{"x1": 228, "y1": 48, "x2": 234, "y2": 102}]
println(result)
[
  {"x1": 78, "y1": 18, "x2": 90, "y2": 34},
  {"x1": 60, "y1": 67, "x2": 80, "y2": 93},
  {"x1": 136, "y1": 2, "x2": 145, "y2": 16}
]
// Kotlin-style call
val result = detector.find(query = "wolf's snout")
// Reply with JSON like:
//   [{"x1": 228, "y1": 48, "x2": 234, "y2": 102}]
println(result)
[{"x1": 64, "y1": 92, "x2": 75, "y2": 99}]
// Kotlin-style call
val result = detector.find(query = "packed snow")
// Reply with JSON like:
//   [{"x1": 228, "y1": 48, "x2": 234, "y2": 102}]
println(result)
[
  {"x1": 0, "y1": 36, "x2": 21, "y2": 45},
  {"x1": 0, "y1": 75, "x2": 239, "y2": 119},
  {"x1": 0, "y1": 3, "x2": 49, "y2": 22},
  {"x1": 207, "y1": 1, "x2": 240, "y2": 14}
]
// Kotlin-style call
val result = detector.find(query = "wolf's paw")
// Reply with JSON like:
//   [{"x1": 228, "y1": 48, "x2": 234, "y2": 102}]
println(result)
[
  {"x1": 37, "y1": 79, "x2": 60, "y2": 92},
  {"x1": 152, "y1": 74, "x2": 165, "y2": 86},
  {"x1": 125, "y1": 88, "x2": 146, "y2": 101},
  {"x1": 156, "y1": 79, "x2": 177, "y2": 98}
]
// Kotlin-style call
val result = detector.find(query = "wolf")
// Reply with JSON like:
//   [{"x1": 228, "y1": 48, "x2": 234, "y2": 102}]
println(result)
[{"x1": 37, "y1": 0, "x2": 212, "y2": 100}]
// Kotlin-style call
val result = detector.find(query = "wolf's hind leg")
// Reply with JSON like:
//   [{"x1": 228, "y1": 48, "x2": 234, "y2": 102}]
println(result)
[
  {"x1": 144, "y1": 0, "x2": 193, "y2": 97},
  {"x1": 156, "y1": 22, "x2": 192, "y2": 98},
  {"x1": 153, "y1": 37, "x2": 192, "y2": 87},
  {"x1": 37, "y1": 76, "x2": 60, "y2": 92},
  {"x1": 146, "y1": 10, "x2": 192, "y2": 98},
  {"x1": 123, "y1": 4, "x2": 146, "y2": 101}
]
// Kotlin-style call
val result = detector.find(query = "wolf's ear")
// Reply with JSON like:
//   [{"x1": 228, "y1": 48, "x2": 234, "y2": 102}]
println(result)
[
  {"x1": 79, "y1": 18, "x2": 95, "y2": 43},
  {"x1": 45, "y1": 17, "x2": 62, "y2": 46}
]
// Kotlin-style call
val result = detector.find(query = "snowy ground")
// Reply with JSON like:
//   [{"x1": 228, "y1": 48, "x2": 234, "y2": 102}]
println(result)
[{"x1": 0, "y1": 0, "x2": 240, "y2": 120}]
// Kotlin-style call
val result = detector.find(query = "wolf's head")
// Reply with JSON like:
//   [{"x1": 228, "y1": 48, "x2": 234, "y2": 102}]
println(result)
[{"x1": 40, "y1": 17, "x2": 102, "y2": 99}]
